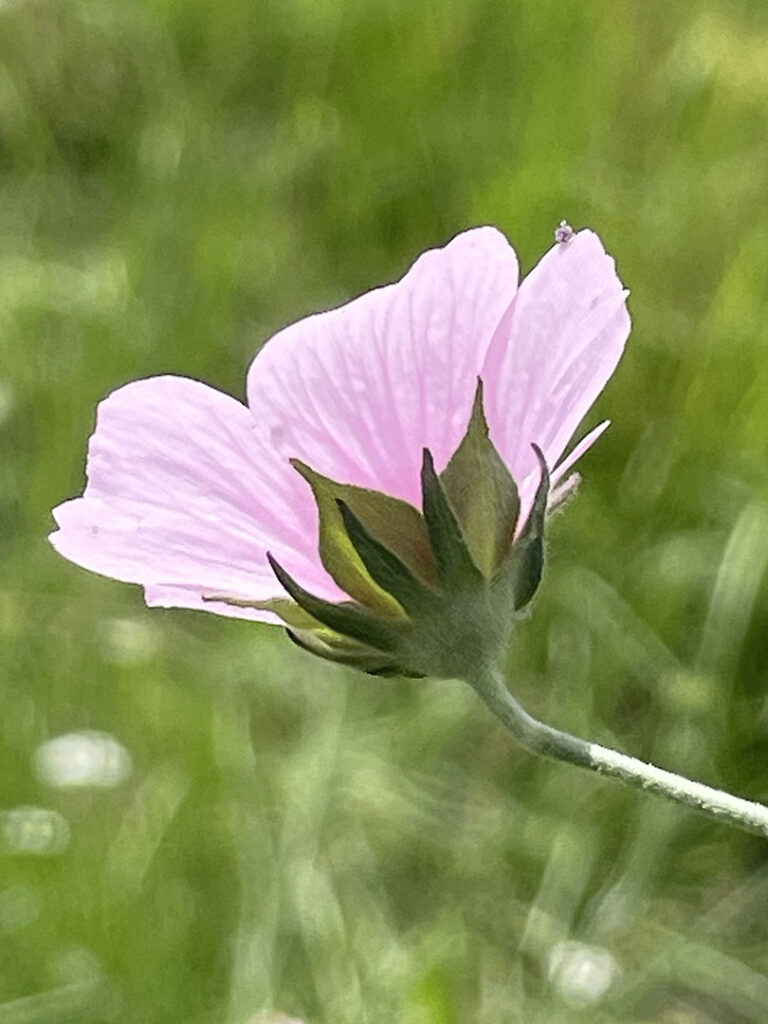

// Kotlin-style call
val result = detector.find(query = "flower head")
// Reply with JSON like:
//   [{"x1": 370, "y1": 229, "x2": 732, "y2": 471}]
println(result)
[{"x1": 50, "y1": 226, "x2": 629, "y2": 677}]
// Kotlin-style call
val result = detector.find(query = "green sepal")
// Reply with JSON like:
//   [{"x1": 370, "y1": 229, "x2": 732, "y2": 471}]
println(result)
[
  {"x1": 286, "y1": 629, "x2": 424, "y2": 678},
  {"x1": 267, "y1": 553, "x2": 402, "y2": 652},
  {"x1": 494, "y1": 444, "x2": 550, "y2": 610},
  {"x1": 291, "y1": 461, "x2": 403, "y2": 616},
  {"x1": 202, "y1": 593, "x2": 324, "y2": 631},
  {"x1": 292, "y1": 460, "x2": 437, "y2": 616},
  {"x1": 421, "y1": 448, "x2": 484, "y2": 591},
  {"x1": 440, "y1": 379, "x2": 520, "y2": 576},
  {"x1": 337, "y1": 499, "x2": 440, "y2": 616}
]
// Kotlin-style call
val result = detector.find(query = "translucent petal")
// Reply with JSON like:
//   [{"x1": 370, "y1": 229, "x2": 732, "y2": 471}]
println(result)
[
  {"x1": 50, "y1": 376, "x2": 343, "y2": 618},
  {"x1": 551, "y1": 420, "x2": 611, "y2": 487},
  {"x1": 482, "y1": 230, "x2": 630, "y2": 520},
  {"x1": 247, "y1": 227, "x2": 520, "y2": 507}
]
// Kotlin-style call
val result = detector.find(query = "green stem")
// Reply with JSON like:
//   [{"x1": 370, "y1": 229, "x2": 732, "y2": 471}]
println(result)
[{"x1": 467, "y1": 666, "x2": 768, "y2": 839}]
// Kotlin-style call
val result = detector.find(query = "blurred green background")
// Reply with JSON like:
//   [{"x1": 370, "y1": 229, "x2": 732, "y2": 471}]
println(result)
[{"x1": 2, "y1": 0, "x2": 768, "y2": 1021}]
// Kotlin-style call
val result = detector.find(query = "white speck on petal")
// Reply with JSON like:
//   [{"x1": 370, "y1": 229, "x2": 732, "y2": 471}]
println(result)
[{"x1": 554, "y1": 220, "x2": 575, "y2": 244}]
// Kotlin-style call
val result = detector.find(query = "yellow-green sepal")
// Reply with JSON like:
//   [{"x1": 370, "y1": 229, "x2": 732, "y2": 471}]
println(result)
[
  {"x1": 202, "y1": 593, "x2": 324, "y2": 630},
  {"x1": 286, "y1": 628, "x2": 424, "y2": 678},
  {"x1": 292, "y1": 459, "x2": 437, "y2": 617}
]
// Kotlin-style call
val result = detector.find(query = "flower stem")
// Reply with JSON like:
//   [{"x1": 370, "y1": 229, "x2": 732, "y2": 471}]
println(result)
[{"x1": 467, "y1": 667, "x2": 768, "y2": 838}]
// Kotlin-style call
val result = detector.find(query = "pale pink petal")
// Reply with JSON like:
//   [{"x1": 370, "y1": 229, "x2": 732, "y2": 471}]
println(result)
[
  {"x1": 49, "y1": 376, "x2": 343, "y2": 620},
  {"x1": 482, "y1": 230, "x2": 630, "y2": 518},
  {"x1": 512, "y1": 423, "x2": 613, "y2": 528},
  {"x1": 247, "y1": 227, "x2": 520, "y2": 507},
  {"x1": 550, "y1": 419, "x2": 611, "y2": 486},
  {"x1": 144, "y1": 585, "x2": 284, "y2": 624}
]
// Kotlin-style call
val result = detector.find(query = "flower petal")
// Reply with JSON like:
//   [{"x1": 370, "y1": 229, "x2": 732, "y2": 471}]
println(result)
[
  {"x1": 247, "y1": 227, "x2": 520, "y2": 507},
  {"x1": 144, "y1": 585, "x2": 284, "y2": 624},
  {"x1": 550, "y1": 419, "x2": 611, "y2": 487},
  {"x1": 49, "y1": 376, "x2": 344, "y2": 619},
  {"x1": 481, "y1": 229, "x2": 630, "y2": 519}
]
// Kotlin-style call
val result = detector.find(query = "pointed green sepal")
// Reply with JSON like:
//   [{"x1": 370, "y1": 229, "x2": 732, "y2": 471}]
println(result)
[
  {"x1": 421, "y1": 448, "x2": 484, "y2": 591},
  {"x1": 337, "y1": 499, "x2": 440, "y2": 616},
  {"x1": 520, "y1": 444, "x2": 550, "y2": 544},
  {"x1": 285, "y1": 628, "x2": 414, "y2": 675},
  {"x1": 494, "y1": 444, "x2": 550, "y2": 610},
  {"x1": 202, "y1": 593, "x2": 325, "y2": 631},
  {"x1": 440, "y1": 379, "x2": 520, "y2": 576},
  {"x1": 364, "y1": 664, "x2": 426, "y2": 678},
  {"x1": 290, "y1": 461, "x2": 403, "y2": 616},
  {"x1": 292, "y1": 460, "x2": 438, "y2": 616},
  {"x1": 267, "y1": 553, "x2": 402, "y2": 652}
]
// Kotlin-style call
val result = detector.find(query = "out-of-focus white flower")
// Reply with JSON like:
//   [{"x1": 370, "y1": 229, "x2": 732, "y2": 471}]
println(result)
[
  {"x1": 247, "y1": 1014, "x2": 309, "y2": 1024},
  {"x1": 548, "y1": 939, "x2": 620, "y2": 1008},
  {"x1": 0, "y1": 806, "x2": 70, "y2": 855},
  {"x1": 34, "y1": 731, "x2": 132, "y2": 789},
  {"x1": 98, "y1": 616, "x2": 162, "y2": 666}
]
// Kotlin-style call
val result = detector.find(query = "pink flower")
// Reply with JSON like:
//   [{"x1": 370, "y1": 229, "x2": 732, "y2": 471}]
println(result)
[{"x1": 50, "y1": 227, "x2": 630, "y2": 631}]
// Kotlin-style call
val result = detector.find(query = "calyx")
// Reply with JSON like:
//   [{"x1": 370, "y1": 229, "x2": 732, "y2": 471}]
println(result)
[{"x1": 225, "y1": 381, "x2": 549, "y2": 679}]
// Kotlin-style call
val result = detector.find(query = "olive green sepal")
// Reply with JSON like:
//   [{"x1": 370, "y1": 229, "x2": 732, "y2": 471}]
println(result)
[
  {"x1": 286, "y1": 628, "x2": 425, "y2": 678},
  {"x1": 441, "y1": 380, "x2": 521, "y2": 576},
  {"x1": 492, "y1": 444, "x2": 550, "y2": 612},
  {"x1": 266, "y1": 553, "x2": 403, "y2": 653}
]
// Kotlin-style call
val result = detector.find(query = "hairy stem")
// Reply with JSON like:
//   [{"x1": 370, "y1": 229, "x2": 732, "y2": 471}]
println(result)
[{"x1": 467, "y1": 666, "x2": 768, "y2": 839}]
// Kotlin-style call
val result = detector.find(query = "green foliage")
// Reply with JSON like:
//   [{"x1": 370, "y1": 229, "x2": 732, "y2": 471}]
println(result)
[{"x1": 2, "y1": 0, "x2": 768, "y2": 1021}]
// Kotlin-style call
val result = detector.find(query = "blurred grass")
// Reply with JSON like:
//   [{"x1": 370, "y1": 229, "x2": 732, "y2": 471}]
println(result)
[{"x1": 2, "y1": 0, "x2": 768, "y2": 1020}]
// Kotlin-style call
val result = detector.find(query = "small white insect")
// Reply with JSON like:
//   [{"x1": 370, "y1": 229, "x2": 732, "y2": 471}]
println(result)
[{"x1": 555, "y1": 220, "x2": 574, "y2": 244}]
